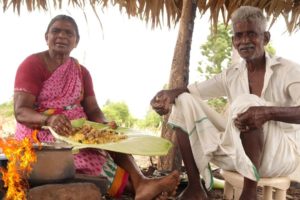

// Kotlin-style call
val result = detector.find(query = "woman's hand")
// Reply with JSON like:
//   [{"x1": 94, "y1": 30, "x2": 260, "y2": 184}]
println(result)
[
  {"x1": 107, "y1": 121, "x2": 118, "y2": 129},
  {"x1": 47, "y1": 114, "x2": 72, "y2": 136}
]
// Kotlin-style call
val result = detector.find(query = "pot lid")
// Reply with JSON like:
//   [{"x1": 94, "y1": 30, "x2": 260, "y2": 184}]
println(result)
[{"x1": 33, "y1": 142, "x2": 73, "y2": 150}]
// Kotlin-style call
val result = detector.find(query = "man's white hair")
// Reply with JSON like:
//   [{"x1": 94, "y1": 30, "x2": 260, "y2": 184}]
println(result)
[{"x1": 231, "y1": 6, "x2": 267, "y2": 32}]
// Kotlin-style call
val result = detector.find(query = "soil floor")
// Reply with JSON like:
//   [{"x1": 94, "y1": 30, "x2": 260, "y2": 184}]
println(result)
[
  {"x1": 103, "y1": 156, "x2": 300, "y2": 200},
  {"x1": 104, "y1": 170, "x2": 300, "y2": 200}
]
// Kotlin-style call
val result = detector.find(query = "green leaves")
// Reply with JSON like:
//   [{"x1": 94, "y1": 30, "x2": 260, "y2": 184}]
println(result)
[
  {"x1": 197, "y1": 23, "x2": 231, "y2": 112},
  {"x1": 102, "y1": 101, "x2": 134, "y2": 127},
  {"x1": 48, "y1": 119, "x2": 173, "y2": 156},
  {"x1": 72, "y1": 135, "x2": 173, "y2": 156},
  {"x1": 198, "y1": 23, "x2": 232, "y2": 80}
]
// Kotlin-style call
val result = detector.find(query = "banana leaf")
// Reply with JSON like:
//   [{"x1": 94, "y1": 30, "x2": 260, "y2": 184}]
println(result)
[
  {"x1": 46, "y1": 119, "x2": 173, "y2": 156},
  {"x1": 70, "y1": 118, "x2": 130, "y2": 133},
  {"x1": 212, "y1": 177, "x2": 225, "y2": 189}
]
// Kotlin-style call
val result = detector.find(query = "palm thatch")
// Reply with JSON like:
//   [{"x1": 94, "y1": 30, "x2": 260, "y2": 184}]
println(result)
[{"x1": 2, "y1": 0, "x2": 300, "y2": 32}]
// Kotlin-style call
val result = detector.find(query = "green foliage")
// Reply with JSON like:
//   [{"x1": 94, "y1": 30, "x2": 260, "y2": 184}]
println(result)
[
  {"x1": 198, "y1": 24, "x2": 232, "y2": 112},
  {"x1": 137, "y1": 109, "x2": 163, "y2": 131},
  {"x1": 102, "y1": 100, "x2": 135, "y2": 127},
  {"x1": 102, "y1": 101, "x2": 162, "y2": 132},
  {"x1": 265, "y1": 43, "x2": 276, "y2": 56},
  {"x1": 207, "y1": 97, "x2": 228, "y2": 113},
  {"x1": 0, "y1": 100, "x2": 14, "y2": 117},
  {"x1": 198, "y1": 24, "x2": 233, "y2": 80}
]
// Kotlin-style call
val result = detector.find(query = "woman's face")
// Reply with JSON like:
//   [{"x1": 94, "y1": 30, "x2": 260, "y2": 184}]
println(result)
[{"x1": 45, "y1": 20, "x2": 78, "y2": 55}]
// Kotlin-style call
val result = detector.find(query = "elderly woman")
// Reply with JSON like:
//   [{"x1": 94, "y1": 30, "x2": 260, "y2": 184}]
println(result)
[{"x1": 14, "y1": 15, "x2": 179, "y2": 200}]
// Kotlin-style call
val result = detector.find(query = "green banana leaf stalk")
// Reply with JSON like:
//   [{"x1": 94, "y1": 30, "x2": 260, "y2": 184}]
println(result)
[
  {"x1": 212, "y1": 177, "x2": 225, "y2": 189},
  {"x1": 46, "y1": 118, "x2": 173, "y2": 156}
]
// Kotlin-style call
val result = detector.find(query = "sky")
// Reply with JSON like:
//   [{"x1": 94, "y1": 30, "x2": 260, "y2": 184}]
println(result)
[{"x1": 1, "y1": 4, "x2": 300, "y2": 118}]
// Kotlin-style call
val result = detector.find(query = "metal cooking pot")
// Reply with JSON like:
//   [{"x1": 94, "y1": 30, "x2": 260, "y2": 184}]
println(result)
[
  {"x1": 29, "y1": 143, "x2": 75, "y2": 186},
  {"x1": 0, "y1": 143, "x2": 76, "y2": 186}
]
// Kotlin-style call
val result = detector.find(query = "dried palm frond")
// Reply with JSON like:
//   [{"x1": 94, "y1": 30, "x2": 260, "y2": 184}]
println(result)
[
  {"x1": 2, "y1": 0, "x2": 300, "y2": 33},
  {"x1": 207, "y1": 0, "x2": 225, "y2": 33},
  {"x1": 164, "y1": 0, "x2": 180, "y2": 27},
  {"x1": 197, "y1": 0, "x2": 206, "y2": 11}
]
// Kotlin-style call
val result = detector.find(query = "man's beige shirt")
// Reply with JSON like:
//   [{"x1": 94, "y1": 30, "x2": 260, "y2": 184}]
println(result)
[{"x1": 188, "y1": 54, "x2": 300, "y2": 134}]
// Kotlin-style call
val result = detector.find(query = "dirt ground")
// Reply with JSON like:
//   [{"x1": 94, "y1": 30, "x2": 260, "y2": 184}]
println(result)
[
  {"x1": 113, "y1": 156, "x2": 300, "y2": 200},
  {"x1": 105, "y1": 168, "x2": 300, "y2": 200}
]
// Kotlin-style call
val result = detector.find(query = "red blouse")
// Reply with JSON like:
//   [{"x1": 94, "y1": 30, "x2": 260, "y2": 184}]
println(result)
[{"x1": 14, "y1": 53, "x2": 95, "y2": 98}]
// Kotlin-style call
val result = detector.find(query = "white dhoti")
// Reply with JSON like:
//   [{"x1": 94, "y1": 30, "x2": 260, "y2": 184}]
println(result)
[{"x1": 168, "y1": 93, "x2": 300, "y2": 190}]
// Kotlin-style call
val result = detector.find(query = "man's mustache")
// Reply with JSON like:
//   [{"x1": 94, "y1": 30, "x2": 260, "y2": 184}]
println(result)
[{"x1": 239, "y1": 44, "x2": 255, "y2": 51}]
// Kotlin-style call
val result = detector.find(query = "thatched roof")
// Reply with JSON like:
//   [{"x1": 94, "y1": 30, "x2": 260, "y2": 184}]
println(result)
[{"x1": 3, "y1": 0, "x2": 300, "y2": 33}]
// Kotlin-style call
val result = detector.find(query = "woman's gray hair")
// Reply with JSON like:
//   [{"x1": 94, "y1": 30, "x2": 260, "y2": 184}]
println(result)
[
  {"x1": 45, "y1": 15, "x2": 80, "y2": 43},
  {"x1": 231, "y1": 6, "x2": 267, "y2": 32}
]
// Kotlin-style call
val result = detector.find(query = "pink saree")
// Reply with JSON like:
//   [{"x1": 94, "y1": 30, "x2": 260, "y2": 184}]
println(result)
[
  {"x1": 14, "y1": 57, "x2": 128, "y2": 197},
  {"x1": 15, "y1": 58, "x2": 86, "y2": 142}
]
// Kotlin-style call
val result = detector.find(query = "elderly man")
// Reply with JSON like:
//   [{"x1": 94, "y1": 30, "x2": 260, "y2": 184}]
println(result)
[{"x1": 151, "y1": 6, "x2": 300, "y2": 200}]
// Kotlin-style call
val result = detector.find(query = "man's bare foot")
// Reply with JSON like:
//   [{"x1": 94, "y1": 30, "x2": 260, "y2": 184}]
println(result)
[
  {"x1": 134, "y1": 170, "x2": 180, "y2": 200},
  {"x1": 176, "y1": 185, "x2": 208, "y2": 200}
]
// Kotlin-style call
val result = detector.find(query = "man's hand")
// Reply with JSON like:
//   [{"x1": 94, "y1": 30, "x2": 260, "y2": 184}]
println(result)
[
  {"x1": 234, "y1": 106, "x2": 270, "y2": 131},
  {"x1": 150, "y1": 90, "x2": 172, "y2": 116},
  {"x1": 150, "y1": 88, "x2": 189, "y2": 116}
]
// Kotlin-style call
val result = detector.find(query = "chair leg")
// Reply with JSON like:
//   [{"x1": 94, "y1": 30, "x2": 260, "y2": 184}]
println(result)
[
  {"x1": 233, "y1": 188, "x2": 242, "y2": 200},
  {"x1": 263, "y1": 186, "x2": 273, "y2": 200},
  {"x1": 223, "y1": 181, "x2": 234, "y2": 200},
  {"x1": 274, "y1": 189, "x2": 286, "y2": 200}
]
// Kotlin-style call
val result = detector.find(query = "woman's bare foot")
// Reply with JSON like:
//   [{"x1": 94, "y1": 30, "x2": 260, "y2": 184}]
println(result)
[
  {"x1": 176, "y1": 184, "x2": 208, "y2": 200},
  {"x1": 134, "y1": 170, "x2": 180, "y2": 200}
]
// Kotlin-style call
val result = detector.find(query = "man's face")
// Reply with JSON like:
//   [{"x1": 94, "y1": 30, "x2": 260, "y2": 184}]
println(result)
[{"x1": 232, "y1": 20, "x2": 270, "y2": 61}]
